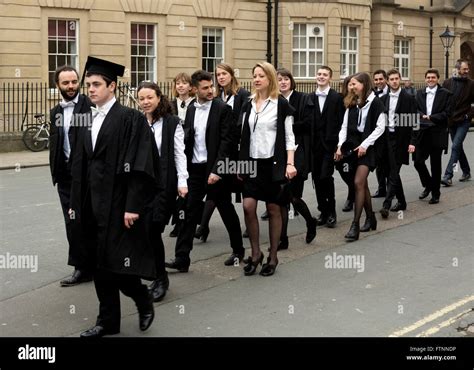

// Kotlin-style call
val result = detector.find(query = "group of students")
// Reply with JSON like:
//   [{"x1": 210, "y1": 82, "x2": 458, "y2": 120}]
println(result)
[{"x1": 49, "y1": 56, "x2": 471, "y2": 337}]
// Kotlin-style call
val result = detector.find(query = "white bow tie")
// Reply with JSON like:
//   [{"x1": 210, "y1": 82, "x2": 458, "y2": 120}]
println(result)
[
  {"x1": 91, "y1": 106, "x2": 107, "y2": 118},
  {"x1": 426, "y1": 88, "x2": 436, "y2": 94},
  {"x1": 316, "y1": 92, "x2": 327, "y2": 97},
  {"x1": 194, "y1": 102, "x2": 211, "y2": 110},
  {"x1": 60, "y1": 101, "x2": 76, "y2": 109},
  {"x1": 389, "y1": 92, "x2": 400, "y2": 98}
]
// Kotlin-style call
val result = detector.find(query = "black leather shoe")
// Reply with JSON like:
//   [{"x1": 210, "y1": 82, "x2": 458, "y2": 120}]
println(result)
[
  {"x1": 428, "y1": 196, "x2": 440, "y2": 204},
  {"x1": 342, "y1": 199, "x2": 353, "y2": 212},
  {"x1": 380, "y1": 207, "x2": 389, "y2": 219},
  {"x1": 60, "y1": 269, "x2": 93, "y2": 287},
  {"x1": 372, "y1": 189, "x2": 386, "y2": 198},
  {"x1": 316, "y1": 214, "x2": 327, "y2": 226},
  {"x1": 344, "y1": 221, "x2": 360, "y2": 241},
  {"x1": 390, "y1": 202, "x2": 407, "y2": 212},
  {"x1": 459, "y1": 173, "x2": 471, "y2": 182},
  {"x1": 165, "y1": 259, "x2": 189, "y2": 272},
  {"x1": 194, "y1": 225, "x2": 209, "y2": 242},
  {"x1": 80, "y1": 325, "x2": 119, "y2": 338},
  {"x1": 243, "y1": 252, "x2": 264, "y2": 276},
  {"x1": 169, "y1": 224, "x2": 180, "y2": 237},
  {"x1": 326, "y1": 214, "x2": 337, "y2": 228},
  {"x1": 224, "y1": 253, "x2": 244, "y2": 266},
  {"x1": 360, "y1": 212, "x2": 377, "y2": 232},
  {"x1": 139, "y1": 304, "x2": 155, "y2": 331},
  {"x1": 419, "y1": 188, "x2": 430, "y2": 200},
  {"x1": 259, "y1": 257, "x2": 278, "y2": 277},
  {"x1": 149, "y1": 273, "x2": 169, "y2": 302},
  {"x1": 260, "y1": 211, "x2": 269, "y2": 221},
  {"x1": 306, "y1": 217, "x2": 317, "y2": 243}
]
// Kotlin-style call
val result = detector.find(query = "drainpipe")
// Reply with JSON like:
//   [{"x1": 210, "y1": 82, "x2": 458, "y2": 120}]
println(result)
[
  {"x1": 274, "y1": 0, "x2": 279, "y2": 68},
  {"x1": 429, "y1": 0, "x2": 433, "y2": 67},
  {"x1": 266, "y1": 0, "x2": 272, "y2": 63}
]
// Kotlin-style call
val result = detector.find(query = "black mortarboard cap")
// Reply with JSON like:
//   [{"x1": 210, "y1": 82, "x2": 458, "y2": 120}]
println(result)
[{"x1": 81, "y1": 56, "x2": 125, "y2": 85}]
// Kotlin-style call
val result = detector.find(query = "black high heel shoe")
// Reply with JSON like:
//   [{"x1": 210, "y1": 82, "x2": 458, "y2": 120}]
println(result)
[
  {"x1": 194, "y1": 225, "x2": 210, "y2": 242},
  {"x1": 243, "y1": 252, "x2": 264, "y2": 276},
  {"x1": 260, "y1": 257, "x2": 278, "y2": 277},
  {"x1": 360, "y1": 212, "x2": 377, "y2": 232},
  {"x1": 344, "y1": 221, "x2": 360, "y2": 241}
]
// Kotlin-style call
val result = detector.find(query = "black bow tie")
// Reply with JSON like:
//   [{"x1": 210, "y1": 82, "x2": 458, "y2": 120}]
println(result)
[{"x1": 180, "y1": 101, "x2": 186, "y2": 109}]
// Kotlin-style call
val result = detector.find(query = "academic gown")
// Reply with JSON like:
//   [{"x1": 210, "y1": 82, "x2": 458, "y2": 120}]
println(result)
[{"x1": 69, "y1": 102, "x2": 161, "y2": 280}]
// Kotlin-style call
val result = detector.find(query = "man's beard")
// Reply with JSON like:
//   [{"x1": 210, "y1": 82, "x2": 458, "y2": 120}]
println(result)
[{"x1": 59, "y1": 87, "x2": 79, "y2": 101}]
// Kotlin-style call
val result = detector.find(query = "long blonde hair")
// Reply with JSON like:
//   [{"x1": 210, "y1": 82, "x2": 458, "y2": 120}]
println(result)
[{"x1": 252, "y1": 62, "x2": 279, "y2": 101}]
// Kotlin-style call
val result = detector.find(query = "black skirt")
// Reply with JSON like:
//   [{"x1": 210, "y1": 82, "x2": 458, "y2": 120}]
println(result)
[
  {"x1": 345, "y1": 132, "x2": 377, "y2": 171},
  {"x1": 242, "y1": 158, "x2": 289, "y2": 205}
]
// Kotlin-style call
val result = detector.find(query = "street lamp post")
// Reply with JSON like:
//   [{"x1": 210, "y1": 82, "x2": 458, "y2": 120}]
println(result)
[{"x1": 439, "y1": 26, "x2": 456, "y2": 79}]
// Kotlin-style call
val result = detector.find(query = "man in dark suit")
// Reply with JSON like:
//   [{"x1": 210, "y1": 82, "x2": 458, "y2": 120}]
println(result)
[
  {"x1": 49, "y1": 65, "x2": 93, "y2": 287},
  {"x1": 373, "y1": 69, "x2": 389, "y2": 198},
  {"x1": 379, "y1": 69, "x2": 417, "y2": 218},
  {"x1": 165, "y1": 70, "x2": 244, "y2": 272},
  {"x1": 303, "y1": 66, "x2": 344, "y2": 228},
  {"x1": 413, "y1": 69, "x2": 452, "y2": 204},
  {"x1": 70, "y1": 57, "x2": 159, "y2": 337}
]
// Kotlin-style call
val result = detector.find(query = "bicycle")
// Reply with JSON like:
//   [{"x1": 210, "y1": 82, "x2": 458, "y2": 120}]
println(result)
[
  {"x1": 22, "y1": 114, "x2": 50, "y2": 152},
  {"x1": 117, "y1": 83, "x2": 141, "y2": 111}
]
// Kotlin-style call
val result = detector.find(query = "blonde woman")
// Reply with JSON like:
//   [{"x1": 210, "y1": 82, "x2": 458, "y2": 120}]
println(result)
[{"x1": 238, "y1": 62, "x2": 297, "y2": 277}]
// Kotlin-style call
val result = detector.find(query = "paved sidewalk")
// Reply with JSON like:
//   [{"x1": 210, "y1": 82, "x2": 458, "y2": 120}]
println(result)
[{"x1": 0, "y1": 150, "x2": 49, "y2": 170}]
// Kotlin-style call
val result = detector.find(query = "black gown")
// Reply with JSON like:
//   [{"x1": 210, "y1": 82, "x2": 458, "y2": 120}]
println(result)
[{"x1": 69, "y1": 102, "x2": 161, "y2": 280}]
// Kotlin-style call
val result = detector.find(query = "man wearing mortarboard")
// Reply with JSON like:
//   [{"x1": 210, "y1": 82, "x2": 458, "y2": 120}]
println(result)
[{"x1": 69, "y1": 56, "x2": 162, "y2": 337}]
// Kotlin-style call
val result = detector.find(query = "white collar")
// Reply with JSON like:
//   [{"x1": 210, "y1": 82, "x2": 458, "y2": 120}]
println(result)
[
  {"x1": 389, "y1": 88, "x2": 401, "y2": 97},
  {"x1": 316, "y1": 86, "x2": 330, "y2": 95},
  {"x1": 61, "y1": 94, "x2": 79, "y2": 106},
  {"x1": 96, "y1": 96, "x2": 116, "y2": 115},
  {"x1": 283, "y1": 90, "x2": 294, "y2": 101}
]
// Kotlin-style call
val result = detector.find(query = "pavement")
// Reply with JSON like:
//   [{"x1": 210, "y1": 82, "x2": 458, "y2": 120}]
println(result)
[{"x1": 0, "y1": 134, "x2": 473, "y2": 340}]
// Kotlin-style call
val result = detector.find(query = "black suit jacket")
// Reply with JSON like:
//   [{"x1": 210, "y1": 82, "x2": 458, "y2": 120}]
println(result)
[
  {"x1": 380, "y1": 89, "x2": 417, "y2": 165},
  {"x1": 287, "y1": 91, "x2": 310, "y2": 178},
  {"x1": 183, "y1": 99, "x2": 233, "y2": 178},
  {"x1": 302, "y1": 89, "x2": 344, "y2": 161},
  {"x1": 49, "y1": 94, "x2": 91, "y2": 184},
  {"x1": 413, "y1": 85, "x2": 452, "y2": 150}
]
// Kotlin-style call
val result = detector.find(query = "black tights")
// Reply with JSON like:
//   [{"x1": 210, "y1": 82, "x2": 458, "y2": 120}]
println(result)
[
  {"x1": 280, "y1": 197, "x2": 313, "y2": 239},
  {"x1": 353, "y1": 165, "x2": 372, "y2": 223}
]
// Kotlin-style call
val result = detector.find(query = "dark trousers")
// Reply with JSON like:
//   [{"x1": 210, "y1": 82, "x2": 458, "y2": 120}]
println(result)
[
  {"x1": 150, "y1": 221, "x2": 166, "y2": 277},
  {"x1": 94, "y1": 269, "x2": 150, "y2": 332},
  {"x1": 383, "y1": 135, "x2": 406, "y2": 209},
  {"x1": 312, "y1": 150, "x2": 336, "y2": 215},
  {"x1": 375, "y1": 164, "x2": 388, "y2": 194},
  {"x1": 175, "y1": 164, "x2": 243, "y2": 263},
  {"x1": 414, "y1": 145, "x2": 443, "y2": 198}
]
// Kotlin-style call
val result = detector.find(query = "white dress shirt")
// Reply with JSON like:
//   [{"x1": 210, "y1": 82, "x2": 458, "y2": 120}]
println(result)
[
  {"x1": 59, "y1": 94, "x2": 79, "y2": 159},
  {"x1": 426, "y1": 85, "x2": 438, "y2": 116},
  {"x1": 315, "y1": 86, "x2": 330, "y2": 113},
  {"x1": 388, "y1": 88, "x2": 401, "y2": 132},
  {"x1": 176, "y1": 97, "x2": 194, "y2": 122},
  {"x1": 91, "y1": 96, "x2": 116, "y2": 151},
  {"x1": 221, "y1": 91, "x2": 235, "y2": 109},
  {"x1": 192, "y1": 100, "x2": 212, "y2": 164},
  {"x1": 377, "y1": 85, "x2": 389, "y2": 98},
  {"x1": 151, "y1": 118, "x2": 189, "y2": 188},
  {"x1": 246, "y1": 97, "x2": 296, "y2": 159},
  {"x1": 338, "y1": 92, "x2": 386, "y2": 149},
  {"x1": 283, "y1": 90, "x2": 294, "y2": 102}
]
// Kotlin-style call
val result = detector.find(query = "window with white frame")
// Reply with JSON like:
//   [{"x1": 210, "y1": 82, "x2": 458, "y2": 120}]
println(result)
[
  {"x1": 202, "y1": 27, "x2": 224, "y2": 73},
  {"x1": 292, "y1": 24, "x2": 324, "y2": 78},
  {"x1": 394, "y1": 39, "x2": 410, "y2": 79},
  {"x1": 131, "y1": 23, "x2": 156, "y2": 87},
  {"x1": 340, "y1": 25, "x2": 358, "y2": 78},
  {"x1": 48, "y1": 19, "x2": 78, "y2": 87}
]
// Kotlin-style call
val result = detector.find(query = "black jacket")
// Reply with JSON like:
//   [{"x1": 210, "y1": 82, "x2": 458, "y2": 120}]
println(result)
[
  {"x1": 49, "y1": 94, "x2": 92, "y2": 184},
  {"x1": 183, "y1": 99, "x2": 234, "y2": 179},
  {"x1": 380, "y1": 89, "x2": 417, "y2": 165},
  {"x1": 413, "y1": 85, "x2": 452, "y2": 150}
]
